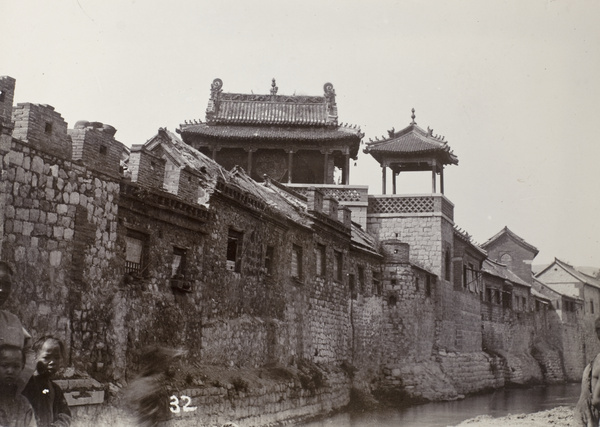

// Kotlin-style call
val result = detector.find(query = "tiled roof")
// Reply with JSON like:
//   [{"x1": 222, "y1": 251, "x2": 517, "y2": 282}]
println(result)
[
  {"x1": 140, "y1": 128, "x2": 312, "y2": 225},
  {"x1": 530, "y1": 287, "x2": 551, "y2": 302},
  {"x1": 351, "y1": 223, "x2": 380, "y2": 256},
  {"x1": 481, "y1": 226, "x2": 539, "y2": 255},
  {"x1": 363, "y1": 122, "x2": 458, "y2": 166},
  {"x1": 204, "y1": 78, "x2": 338, "y2": 126},
  {"x1": 482, "y1": 258, "x2": 531, "y2": 288},
  {"x1": 210, "y1": 95, "x2": 329, "y2": 126},
  {"x1": 536, "y1": 258, "x2": 600, "y2": 290},
  {"x1": 179, "y1": 123, "x2": 362, "y2": 143}
]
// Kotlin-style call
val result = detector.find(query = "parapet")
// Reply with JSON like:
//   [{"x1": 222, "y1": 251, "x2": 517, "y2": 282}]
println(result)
[
  {"x1": 128, "y1": 144, "x2": 166, "y2": 189},
  {"x1": 12, "y1": 103, "x2": 71, "y2": 159},
  {"x1": 68, "y1": 121, "x2": 124, "y2": 178},
  {"x1": 0, "y1": 76, "x2": 16, "y2": 131}
]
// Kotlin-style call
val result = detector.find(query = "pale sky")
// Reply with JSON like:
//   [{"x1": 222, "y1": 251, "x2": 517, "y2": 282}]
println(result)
[{"x1": 5, "y1": 0, "x2": 600, "y2": 268}]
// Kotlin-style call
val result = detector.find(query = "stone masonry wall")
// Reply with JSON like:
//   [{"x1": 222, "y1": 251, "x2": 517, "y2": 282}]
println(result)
[
  {"x1": 1, "y1": 137, "x2": 122, "y2": 380},
  {"x1": 70, "y1": 368, "x2": 351, "y2": 427},
  {"x1": 367, "y1": 214, "x2": 443, "y2": 277}
]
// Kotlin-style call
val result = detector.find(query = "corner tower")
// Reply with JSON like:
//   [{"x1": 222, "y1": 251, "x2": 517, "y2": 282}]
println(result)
[{"x1": 178, "y1": 78, "x2": 363, "y2": 185}]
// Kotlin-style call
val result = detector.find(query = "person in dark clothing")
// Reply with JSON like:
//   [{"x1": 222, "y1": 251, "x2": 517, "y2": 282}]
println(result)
[
  {"x1": 0, "y1": 344, "x2": 36, "y2": 427},
  {"x1": 22, "y1": 336, "x2": 71, "y2": 427}
]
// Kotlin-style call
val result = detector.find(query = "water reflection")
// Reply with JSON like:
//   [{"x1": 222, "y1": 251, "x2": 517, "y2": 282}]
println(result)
[{"x1": 300, "y1": 383, "x2": 581, "y2": 427}]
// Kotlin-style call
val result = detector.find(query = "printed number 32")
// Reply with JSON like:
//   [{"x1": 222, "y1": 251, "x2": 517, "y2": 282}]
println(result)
[{"x1": 169, "y1": 395, "x2": 197, "y2": 413}]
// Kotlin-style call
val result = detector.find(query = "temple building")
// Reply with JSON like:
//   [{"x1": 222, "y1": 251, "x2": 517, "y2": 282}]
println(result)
[{"x1": 178, "y1": 78, "x2": 363, "y2": 185}]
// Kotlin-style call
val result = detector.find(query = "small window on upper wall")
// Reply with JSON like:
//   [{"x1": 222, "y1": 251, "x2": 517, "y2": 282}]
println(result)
[
  {"x1": 334, "y1": 251, "x2": 343, "y2": 281},
  {"x1": 0, "y1": 90, "x2": 5, "y2": 102},
  {"x1": 291, "y1": 244, "x2": 302, "y2": 280},
  {"x1": 425, "y1": 275, "x2": 431, "y2": 297},
  {"x1": 264, "y1": 245, "x2": 275, "y2": 276},
  {"x1": 500, "y1": 253, "x2": 512, "y2": 269},
  {"x1": 44, "y1": 122, "x2": 53, "y2": 134},
  {"x1": 315, "y1": 244, "x2": 326, "y2": 277},
  {"x1": 358, "y1": 266, "x2": 365, "y2": 293},
  {"x1": 349, "y1": 274, "x2": 357, "y2": 300},
  {"x1": 372, "y1": 271, "x2": 382, "y2": 296},
  {"x1": 171, "y1": 247, "x2": 187, "y2": 279},
  {"x1": 99, "y1": 145, "x2": 107, "y2": 155},
  {"x1": 171, "y1": 247, "x2": 191, "y2": 292},
  {"x1": 444, "y1": 249, "x2": 451, "y2": 281},
  {"x1": 125, "y1": 229, "x2": 148, "y2": 276},
  {"x1": 226, "y1": 229, "x2": 243, "y2": 272}
]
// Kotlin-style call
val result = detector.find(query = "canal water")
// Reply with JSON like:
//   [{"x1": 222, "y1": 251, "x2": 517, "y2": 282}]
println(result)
[{"x1": 300, "y1": 383, "x2": 581, "y2": 427}]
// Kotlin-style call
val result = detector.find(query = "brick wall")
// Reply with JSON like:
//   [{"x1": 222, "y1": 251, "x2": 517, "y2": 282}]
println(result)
[
  {"x1": 69, "y1": 126, "x2": 123, "y2": 179},
  {"x1": 484, "y1": 233, "x2": 536, "y2": 284},
  {"x1": 129, "y1": 145, "x2": 166, "y2": 190},
  {"x1": 12, "y1": 103, "x2": 71, "y2": 159}
]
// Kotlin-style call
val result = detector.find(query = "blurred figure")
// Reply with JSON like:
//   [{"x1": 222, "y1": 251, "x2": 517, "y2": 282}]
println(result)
[
  {"x1": 0, "y1": 260, "x2": 34, "y2": 393},
  {"x1": 0, "y1": 344, "x2": 36, "y2": 426},
  {"x1": 125, "y1": 346, "x2": 184, "y2": 427},
  {"x1": 22, "y1": 336, "x2": 71, "y2": 427},
  {"x1": 574, "y1": 316, "x2": 600, "y2": 426}
]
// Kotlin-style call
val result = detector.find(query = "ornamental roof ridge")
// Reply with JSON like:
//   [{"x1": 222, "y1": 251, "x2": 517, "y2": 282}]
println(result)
[
  {"x1": 205, "y1": 78, "x2": 338, "y2": 126},
  {"x1": 454, "y1": 224, "x2": 487, "y2": 256}
]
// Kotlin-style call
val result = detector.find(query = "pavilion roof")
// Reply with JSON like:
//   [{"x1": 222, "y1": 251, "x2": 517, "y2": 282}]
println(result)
[{"x1": 363, "y1": 111, "x2": 458, "y2": 166}]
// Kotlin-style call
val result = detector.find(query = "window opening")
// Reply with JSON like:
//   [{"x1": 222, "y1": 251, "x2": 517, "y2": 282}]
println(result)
[
  {"x1": 349, "y1": 274, "x2": 357, "y2": 300},
  {"x1": 388, "y1": 294, "x2": 397, "y2": 307},
  {"x1": 226, "y1": 229, "x2": 243, "y2": 272},
  {"x1": 99, "y1": 145, "x2": 107, "y2": 155},
  {"x1": 44, "y1": 122, "x2": 52, "y2": 134},
  {"x1": 315, "y1": 244, "x2": 326, "y2": 277},
  {"x1": 171, "y1": 247, "x2": 191, "y2": 292},
  {"x1": 291, "y1": 244, "x2": 302, "y2": 279},
  {"x1": 358, "y1": 266, "x2": 365, "y2": 293},
  {"x1": 125, "y1": 229, "x2": 147, "y2": 275},
  {"x1": 445, "y1": 249, "x2": 451, "y2": 281},
  {"x1": 264, "y1": 245, "x2": 274, "y2": 276},
  {"x1": 334, "y1": 251, "x2": 343, "y2": 281},
  {"x1": 372, "y1": 271, "x2": 381, "y2": 296}
]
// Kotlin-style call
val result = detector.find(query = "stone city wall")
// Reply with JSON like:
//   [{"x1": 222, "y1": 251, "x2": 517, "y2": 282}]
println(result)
[{"x1": 1, "y1": 137, "x2": 122, "y2": 380}]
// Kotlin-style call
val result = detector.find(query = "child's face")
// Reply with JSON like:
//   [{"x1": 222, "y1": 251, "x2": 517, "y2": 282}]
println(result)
[
  {"x1": 37, "y1": 340, "x2": 62, "y2": 377},
  {"x1": 0, "y1": 348, "x2": 23, "y2": 386}
]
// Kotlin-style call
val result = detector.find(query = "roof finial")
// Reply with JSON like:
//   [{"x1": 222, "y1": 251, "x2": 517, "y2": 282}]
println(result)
[
  {"x1": 410, "y1": 108, "x2": 416, "y2": 125},
  {"x1": 270, "y1": 78, "x2": 278, "y2": 95}
]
